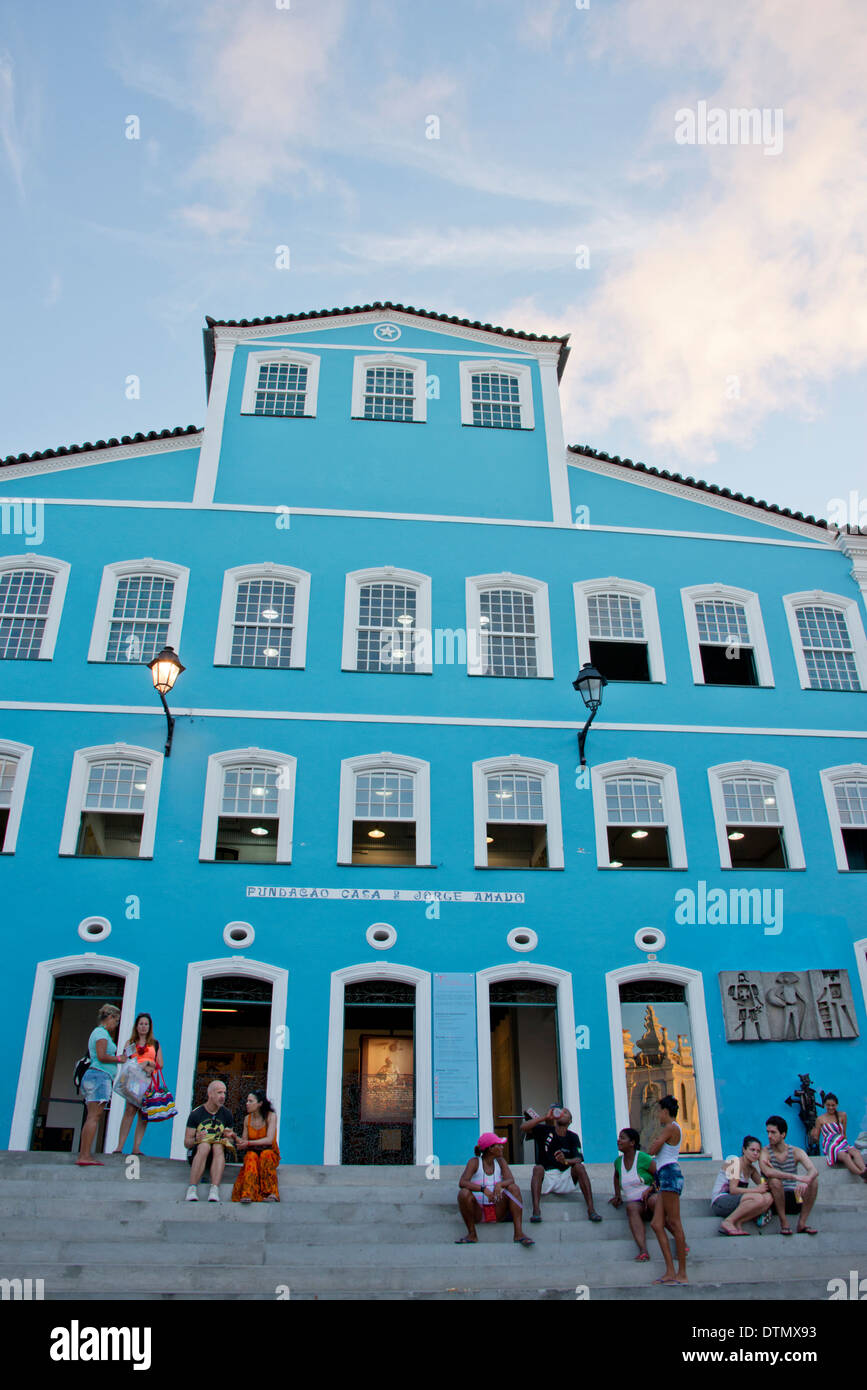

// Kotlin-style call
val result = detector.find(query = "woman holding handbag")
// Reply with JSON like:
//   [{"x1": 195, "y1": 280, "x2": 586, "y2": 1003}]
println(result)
[
  {"x1": 232, "y1": 1092, "x2": 280, "y2": 1203},
  {"x1": 113, "y1": 1013, "x2": 163, "y2": 1156}
]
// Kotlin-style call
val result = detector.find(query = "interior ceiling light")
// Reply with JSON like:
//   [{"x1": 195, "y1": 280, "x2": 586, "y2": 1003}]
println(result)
[
  {"x1": 479, "y1": 616, "x2": 490, "y2": 626},
  {"x1": 728, "y1": 831, "x2": 745, "y2": 841},
  {"x1": 631, "y1": 829, "x2": 649, "y2": 839},
  {"x1": 251, "y1": 787, "x2": 266, "y2": 796},
  {"x1": 134, "y1": 782, "x2": 147, "y2": 791},
  {"x1": 262, "y1": 647, "x2": 280, "y2": 657},
  {"x1": 368, "y1": 828, "x2": 386, "y2": 839},
  {"x1": 261, "y1": 608, "x2": 279, "y2": 621},
  {"x1": 495, "y1": 791, "x2": 512, "y2": 799},
  {"x1": 396, "y1": 614, "x2": 413, "y2": 626},
  {"x1": 486, "y1": 835, "x2": 494, "y2": 843},
  {"x1": 764, "y1": 797, "x2": 776, "y2": 806},
  {"x1": 609, "y1": 860, "x2": 623, "y2": 868},
  {"x1": 250, "y1": 826, "x2": 269, "y2": 836},
  {"x1": 202, "y1": 1007, "x2": 238, "y2": 1013}
]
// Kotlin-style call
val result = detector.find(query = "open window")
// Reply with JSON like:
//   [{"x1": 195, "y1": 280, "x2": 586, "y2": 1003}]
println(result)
[
  {"x1": 60, "y1": 744, "x2": 164, "y2": 859},
  {"x1": 0, "y1": 739, "x2": 33, "y2": 853},
  {"x1": 574, "y1": 578, "x2": 665, "y2": 684},
  {"x1": 592, "y1": 760, "x2": 686, "y2": 869},
  {"x1": 338, "y1": 754, "x2": 431, "y2": 866},
  {"x1": 681, "y1": 584, "x2": 773, "y2": 687},
  {"x1": 708, "y1": 762, "x2": 804, "y2": 869},
  {"x1": 473, "y1": 756, "x2": 563, "y2": 869},
  {"x1": 820, "y1": 765, "x2": 867, "y2": 871},
  {"x1": 200, "y1": 749, "x2": 295, "y2": 864}
]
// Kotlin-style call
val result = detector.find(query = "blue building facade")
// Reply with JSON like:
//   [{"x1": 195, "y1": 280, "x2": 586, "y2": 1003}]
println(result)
[{"x1": 2, "y1": 303, "x2": 866, "y2": 1169}]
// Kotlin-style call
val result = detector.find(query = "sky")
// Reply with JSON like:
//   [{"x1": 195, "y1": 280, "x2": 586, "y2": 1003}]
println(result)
[{"x1": 1, "y1": 0, "x2": 865, "y2": 522}]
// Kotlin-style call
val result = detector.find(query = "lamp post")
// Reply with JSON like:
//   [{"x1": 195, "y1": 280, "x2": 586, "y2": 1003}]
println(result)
[
  {"x1": 147, "y1": 646, "x2": 185, "y2": 757},
  {"x1": 573, "y1": 662, "x2": 607, "y2": 766}
]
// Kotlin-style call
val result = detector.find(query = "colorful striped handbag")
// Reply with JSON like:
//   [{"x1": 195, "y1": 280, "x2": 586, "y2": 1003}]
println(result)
[{"x1": 140, "y1": 1070, "x2": 178, "y2": 1122}]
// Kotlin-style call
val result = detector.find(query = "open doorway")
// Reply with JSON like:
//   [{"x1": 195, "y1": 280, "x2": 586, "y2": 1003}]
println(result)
[
  {"x1": 30, "y1": 972, "x2": 125, "y2": 1153},
  {"x1": 341, "y1": 980, "x2": 415, "y2": 1164},
  {"x1": 489, "y1": 980, "x2": 561, "y2": 1164},
  {"x1": 192, "y1": 975, "x2": 272, "y2": 1134},
  {"x1": 620, "y1": 980, "x2": 703, "y2": 1153}
]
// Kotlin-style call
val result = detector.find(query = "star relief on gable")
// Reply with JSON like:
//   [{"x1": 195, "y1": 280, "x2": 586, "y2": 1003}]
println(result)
[{"x1": 373, "y1": 323, "x2": 402, "y2": 342}]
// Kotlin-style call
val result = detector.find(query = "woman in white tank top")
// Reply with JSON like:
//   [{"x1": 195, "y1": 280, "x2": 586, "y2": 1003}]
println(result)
[
  {"x1": 456, "y1": 1133, "x2": 534, "y2": 1246},
  {"x1": 647, "y1": 1096, "x2": 688, "y2": 1284}
]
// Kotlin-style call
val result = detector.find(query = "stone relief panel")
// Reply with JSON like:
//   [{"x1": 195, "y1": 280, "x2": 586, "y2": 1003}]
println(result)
[{"x1": 719, "y1": 969, "x2": 859, "y2": 1042}]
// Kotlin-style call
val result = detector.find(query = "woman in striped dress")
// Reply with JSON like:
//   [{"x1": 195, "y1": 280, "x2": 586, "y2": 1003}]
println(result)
[{"x1": 811, "y1": 1095, "x2": 867, "y2": 1181}]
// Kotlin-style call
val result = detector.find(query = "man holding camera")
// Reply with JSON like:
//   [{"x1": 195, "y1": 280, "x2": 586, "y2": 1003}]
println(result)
[{"x1": 521, "y1": 1106, "x2": 602, "y2": 1223}]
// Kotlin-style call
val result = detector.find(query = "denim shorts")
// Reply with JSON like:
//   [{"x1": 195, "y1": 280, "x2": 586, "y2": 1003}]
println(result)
[
  {"x1": 657, "y1": 1162, "x2": 684, "y2": 1195},
  {"x1": 81, "y1": 1068, "x2": 113, "y2": 1105}
]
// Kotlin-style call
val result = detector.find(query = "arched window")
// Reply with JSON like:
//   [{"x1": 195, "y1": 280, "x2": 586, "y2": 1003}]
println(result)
[
  {"x1": 342, "y1": 569, "x2": 432, "y2": 674},
  {"x1": 88, "y1": 559, "x2": 189, "y2": 664},
  {"x1": 783, "y1": 591, "x2": 867, "y2": 691},
  {"x1": 820, "y1": 765, "x2": 867, "y2": 871},
  {"x1": 338, "y1": 754, "x2": 431, "y2": 865},
  {"x1": 0, "y1": 739, "x2": 33, "y2": 853},
  {"x1": 681, "y1": 584, "x2": 773, "y2": 687},
  {"x1": 214, "y1": 564, "x2": 310, "y2": 669},
  {"x1": 707, "y1": 761, "x2": 804, "y2": 869},
  {"x1": 459, "y1": 359, "x2": 534, "y2": 430},
  {"x1": 466, "y1": 574, "x2": 552, "y2": 678},
  {"x1": 574, "y1": 578, "x2": 665, "y2": 684},
  {"x1": 200, "y1": 749, "x2": 296, "y2": 864},
  {"x1": 351, "y1": 355, "x2": 426, "y2": 422},
  {"x1": 240, "y1": 349, "x2": 320, "y2": 417},
  {"x1": 59, "y1": 744, "x2": 164, "y2": 859},
  {"x1": 591, "y1": 760, "x2": 686, "y2": 869},
  {"x1": 0, "y1": 555, "x2": 70, "y2": 660},
  {"x1": 472, "y1": 756, "x2": 563, "y2": 868}
]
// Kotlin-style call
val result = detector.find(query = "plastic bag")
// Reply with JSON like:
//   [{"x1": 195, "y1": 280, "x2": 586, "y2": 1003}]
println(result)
[{"x1": 112, "y1": 1059, "x2": 152, "y2": 1107}]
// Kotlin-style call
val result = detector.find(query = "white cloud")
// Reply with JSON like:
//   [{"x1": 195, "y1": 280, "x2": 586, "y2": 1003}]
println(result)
[{"x1": 0, "y1": 51, "x2": 25, "y2": 198}]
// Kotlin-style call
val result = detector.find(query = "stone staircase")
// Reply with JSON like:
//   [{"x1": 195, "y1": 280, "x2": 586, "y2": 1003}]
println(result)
[{"x1": 1, "y1": 1152, "x2": 866, "y2": 1300}]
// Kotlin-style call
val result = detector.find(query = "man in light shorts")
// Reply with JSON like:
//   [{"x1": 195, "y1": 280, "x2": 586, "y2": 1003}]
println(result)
[{"x1": 522, "y1": 1107, "x2": 602, "y2": 1222}]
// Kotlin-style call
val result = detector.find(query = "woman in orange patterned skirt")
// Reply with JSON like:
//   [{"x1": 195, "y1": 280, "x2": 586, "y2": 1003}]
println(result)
[{"x1": 232, "y1": 1091, "x2": 280, "y2": 1203}]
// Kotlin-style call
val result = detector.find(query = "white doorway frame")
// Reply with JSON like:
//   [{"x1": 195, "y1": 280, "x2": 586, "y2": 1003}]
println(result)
[
  {"x1": 605, "y1": 961, "x2": 722, "y2": 1159},
  {"x1": 323, "y1": 962, "x2": 432, "y2": 1165},
  {"x1": 170, "y1": 957, "x2": 289, "y2": 1159},
  {"x1": 475, "y1": 963, "x2": 581, "y2": 1148},
  {"x1": 853, "y1": 939, "x2": 867, "y2": 1024},
  {"x1": 9, "y1": 953, "x2": 140, "y2": 1152}
]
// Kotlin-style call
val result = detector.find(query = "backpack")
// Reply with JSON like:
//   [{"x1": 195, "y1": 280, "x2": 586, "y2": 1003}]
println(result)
[{"x1": 73, "y1": 1054, "x2": 91, "y2": 1094}]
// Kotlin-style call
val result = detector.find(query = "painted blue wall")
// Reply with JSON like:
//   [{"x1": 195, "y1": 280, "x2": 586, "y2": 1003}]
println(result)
[{"x1": 1, "y1": 314, "x2": 865, "y2": 1170}]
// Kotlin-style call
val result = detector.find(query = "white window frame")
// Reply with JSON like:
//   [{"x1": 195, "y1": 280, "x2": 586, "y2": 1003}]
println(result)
[
  {"x1": 59, "y1": 743, "x2": 164, "y2": 859},
  {"x1": 0, "y1": 554, "x2": 70, "y2": 660},
  {"x1": 240, "y1": 348, "x2": 320, "y2": 417},
  {"x1": 459, "y1": 359, "x2": 534, "y2": 430},
  {"x1": 0, "y1": 739, "x2": 33, "y2": 854},
  {"x1": 782, "y1": 591, "x2": 867, "y2": 692},
  {"x1": 820, "y1": 764, "x2": 867, "y2": 872},
  {"x1": 707, "y1": 760, "x2": 804, "y2": 870},
  {"x1": 681, "y1": 583, "x2": 774, "y2": 687},
  {"x1": 591, "y1": 758, "x2": 687, "y2": 869},
  {"x1": 199, "y1": 747, "x2": 296, "y2": 864},
  {"x1": 87, "y1": 558, "x2": 189, "y2": 663},
  {"x1": 466, "y1": 573, "x2": 553, "y2": 679},
  {"x1": 337, "y1": 752, "x2": 431, "y2": 865},
  {"x1": 350, "y1": 354, "x2": 427, "y2": 423},
  {"x1": 574, "y1": 577, "x2": 666, "y2": 684},
  {"x1": 472, "y1": 755, "x2": 563, "y2": 869},
  {"x1": 213, "y1": 562, "x2": 311, "y2": 669},
  {"x1": 342, "y1": 568, "x2": 432, "y2": 674}
]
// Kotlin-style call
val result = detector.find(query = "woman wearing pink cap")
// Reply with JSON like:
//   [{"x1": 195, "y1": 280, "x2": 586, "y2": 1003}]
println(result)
[{"x1": 456, "y1": 1132, "x2": 534, "y2": 1246}]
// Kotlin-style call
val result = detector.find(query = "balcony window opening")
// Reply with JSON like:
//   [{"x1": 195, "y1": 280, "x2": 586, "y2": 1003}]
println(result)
[
  {"x1": 0, "y1": 755, "x2": 16, "y2": 849},
  {"x1": 486, "y1": 772, "x2": 548, "y2": 867},
  {"x1": 76, "y1": 759, "x2": 149, "y2": 858},
  {"x1": 480, "y1": 589, "x2": 537, "y2": 678},
  {"x1": 834, "y1": 779, "x2": 867, "y2": 871}
]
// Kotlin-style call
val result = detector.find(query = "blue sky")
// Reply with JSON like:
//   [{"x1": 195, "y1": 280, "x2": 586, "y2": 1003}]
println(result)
[{"x1": 1, "y1": 0, "x2": 865, "y2": 521}]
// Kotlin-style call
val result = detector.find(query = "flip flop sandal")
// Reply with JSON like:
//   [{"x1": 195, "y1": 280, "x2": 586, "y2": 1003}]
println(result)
[
  {"x1": 530, "y1": 1215, "x2": 542, "y2": 1223},
  {"x1": 588, "y1": 1212, "x2": 603, "y2": 1222},
  {"x1": 797, "y1": 1226, "x2": 818, "y2": 1235},
  {"x1": 636, "y1": 1252, "x2": 651, "y2": 1262},
  {"x1": 514, "y1": 1235, "x2": 535, "y2": 1247},
  {"x1": 454, "y1": 1235, "x2": 478, "y2": 1244},
  {"x1": 652, "y1": 1277, "x2": 681, "y2": 1285},
  {"x1": 780, "y1": 1226, "x2": 793, "y2": 1235}
]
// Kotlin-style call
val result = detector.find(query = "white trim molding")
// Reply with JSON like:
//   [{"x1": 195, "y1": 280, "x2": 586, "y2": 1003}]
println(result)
[
  {"x1": 0, "y1": 738, "x2": 33, "y2": 854},
  {"x1": 475, "y1": 963, "x2": 580, "y2": 1149},
  {"x1": 337, "y1": 752, "x2": 431, "y2": 865},
  {"x1": 853, "y1": 937, "x2": 867, "y2": 1024},
  {"x1": 0, "y1": 554, "x2": 71, "y2": 660},
  {"x1": 8, "y1": 953, "x2": 140, "y2": 1151},
  {"x1": 459, "y1": 359, "x2": 534, "y2": 430},
  {"x1": 199, "y1": 747, "x2": 296, "y2": 863},
  {"x1": 213, "y1": 562, "x2": 311, "y2": 669},
  {"x1": 240, "y1": 347, "x2": 320, "y2": 417},
  {"x1": 59, "y1": 743, "x2": 164, "y2": 859},
  {"x1": 605, "y1": 961, "x2": 722, "y2": 1160},
  {"x1": 472, "y1": 754, "x2": 564, "y2": 869},
  {"x1": 680, "y1": 583, "x2": 774, "y2": 687},
  {"x1": 820, "y1": 764, "x2": 867, "y2": 872},
  {"x1": 782, "y1": 591, "x2": 867, "y2": 692},
  {"x1": 87, "y1": 558, "x2": 190, "y2": 663},
  {"x1": 323, "y1": 961, "x2": 432, "y2": 1164},
  {"x1": 193, "y1": 339, "x2": 235, "y2": 506},
  {"x1": 591, "y1": 758, "x2": 687, "y2": 869},
  {"x1": 170, "y1": 957, "x2": 288, "y2": 1159},
  {"x1": 574, "y1": 577, "x2": 666, "y2": 684},
  {"x1": 466, "y1": 572, "x2": 553, "y2": 679},
  {"x1": 350, "y1": 354, "x2": 426, "y2": 422},
  {"x1": 707, "y1": 760, "x2": 805, "y2": 869},
  {"x1": 342, "y1": 567, "x2": 432, "y2": 674}
]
